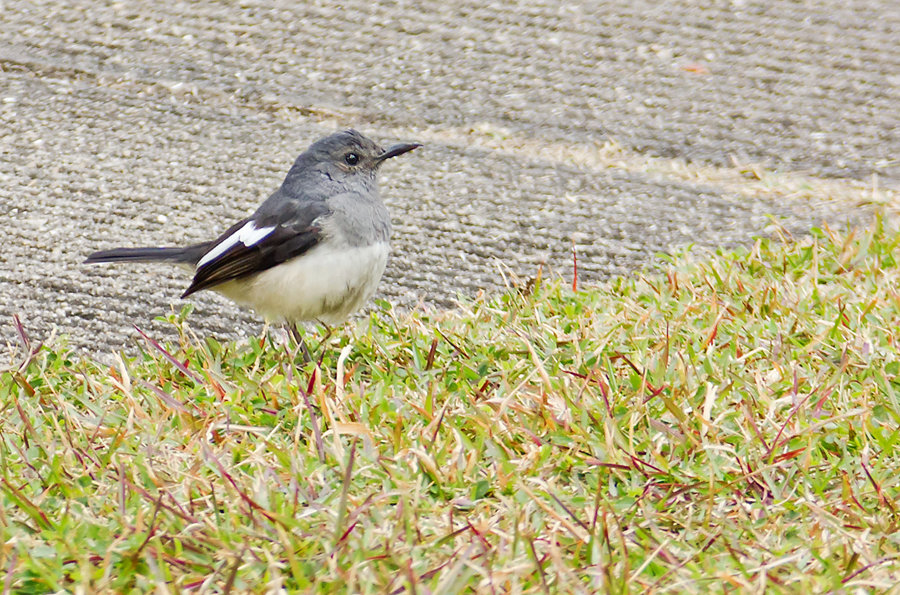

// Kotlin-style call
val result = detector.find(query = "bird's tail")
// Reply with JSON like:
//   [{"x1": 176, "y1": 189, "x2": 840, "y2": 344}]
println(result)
[{"x1": 84, "y1": 246, "x2": 205, "y2": 265}]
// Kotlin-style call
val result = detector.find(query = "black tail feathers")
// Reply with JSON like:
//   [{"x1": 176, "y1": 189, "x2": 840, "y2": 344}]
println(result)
[{"x1": 84, "y1": 246, "x2": 198, "y2": 265}]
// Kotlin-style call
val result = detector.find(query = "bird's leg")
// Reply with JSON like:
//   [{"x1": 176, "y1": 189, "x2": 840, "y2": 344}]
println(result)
[
  {"x1": 289, "y1": 323, "x2": 312, "y2": 364},
  {"x1": 315, "y1": 320, "x2": 334, "y2": 353}
]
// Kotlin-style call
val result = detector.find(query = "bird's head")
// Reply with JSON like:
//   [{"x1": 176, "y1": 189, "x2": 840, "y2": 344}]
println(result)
[{"x1": 285, "y1": 129, "x2": 420, "y2": 193}]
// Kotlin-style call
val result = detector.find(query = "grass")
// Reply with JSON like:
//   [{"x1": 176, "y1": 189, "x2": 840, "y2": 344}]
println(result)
[{"x1": 2, "y1": 217, "x2": 899, "y2": 593}]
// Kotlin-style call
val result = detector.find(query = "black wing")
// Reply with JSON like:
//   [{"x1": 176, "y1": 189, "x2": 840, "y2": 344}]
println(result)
[{"x1": 182, "y1": 197, "x2": 331, "y2": 297}]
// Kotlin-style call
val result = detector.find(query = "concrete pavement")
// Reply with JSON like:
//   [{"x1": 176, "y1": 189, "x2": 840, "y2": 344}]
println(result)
[{"x1": 0, "y1": 0, "x2": 895, "y2": 353}]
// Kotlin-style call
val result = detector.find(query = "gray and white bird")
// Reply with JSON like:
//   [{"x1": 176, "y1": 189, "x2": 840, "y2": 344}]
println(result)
[{"x1": 86, "y1": 129, "x2": 420, "y2": 327}]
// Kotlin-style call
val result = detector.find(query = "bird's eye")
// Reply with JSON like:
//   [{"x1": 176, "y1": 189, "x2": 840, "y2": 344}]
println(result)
[{"x1": 344, "y1": 152, "x2": 360, "y2": 166}]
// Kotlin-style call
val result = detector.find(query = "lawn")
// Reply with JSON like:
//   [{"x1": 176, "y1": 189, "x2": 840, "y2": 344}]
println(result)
[{"x1": 2, "y1": 217, "x2": 899, "y2": 593}]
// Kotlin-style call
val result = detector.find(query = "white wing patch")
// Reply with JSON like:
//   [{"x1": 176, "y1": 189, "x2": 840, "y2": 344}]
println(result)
[
  {"x1": 240, "y1": 222, "x2": 277, "y2": 247},
  {"x1": 197, "y1": 221, "x2": 276, "y2": 268}
]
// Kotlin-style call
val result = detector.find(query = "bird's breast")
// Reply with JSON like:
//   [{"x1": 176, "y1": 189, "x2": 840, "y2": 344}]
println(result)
[{"x1": 214, "y1": 241, "x2": 390, "y2": 325}]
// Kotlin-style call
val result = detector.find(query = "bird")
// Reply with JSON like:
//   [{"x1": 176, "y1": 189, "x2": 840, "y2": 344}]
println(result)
[{"x1": 85, "y1": 129, "x2": 420, "y2": 344}]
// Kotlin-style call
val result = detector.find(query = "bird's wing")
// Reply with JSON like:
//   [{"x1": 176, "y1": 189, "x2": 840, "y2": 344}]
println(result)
[{"x1": 182, "y1": 198, "x2": 331, "y2": 297}]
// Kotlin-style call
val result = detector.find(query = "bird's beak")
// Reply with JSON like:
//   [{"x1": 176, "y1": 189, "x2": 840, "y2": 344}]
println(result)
[{"x1": 377, "y1": 142, "x2": 422, "y2": 162}]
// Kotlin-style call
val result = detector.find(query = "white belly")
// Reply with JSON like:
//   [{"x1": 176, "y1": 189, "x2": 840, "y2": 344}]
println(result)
[{"x1": 214, "y1": 242, "x2": 390, "y2": 325}]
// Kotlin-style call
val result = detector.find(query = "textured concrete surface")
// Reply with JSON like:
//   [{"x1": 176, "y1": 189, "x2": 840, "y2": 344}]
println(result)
[{"x1": 1, "y1": 0, "x2": 896, "y2": 354}]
